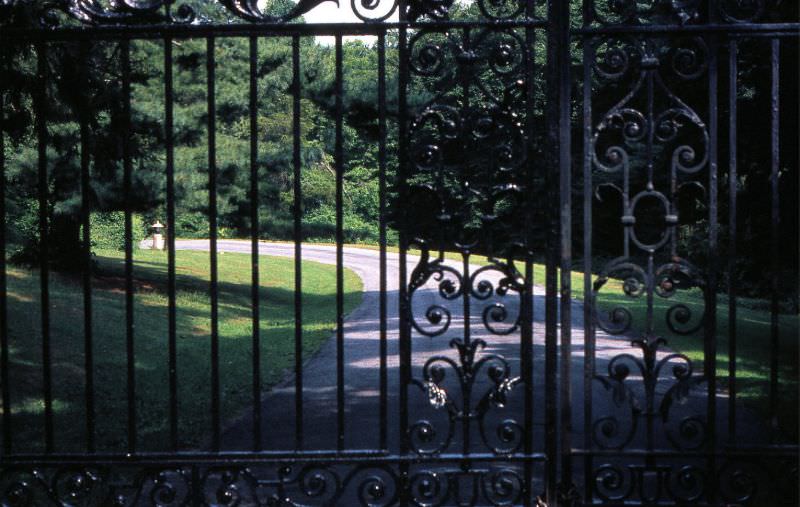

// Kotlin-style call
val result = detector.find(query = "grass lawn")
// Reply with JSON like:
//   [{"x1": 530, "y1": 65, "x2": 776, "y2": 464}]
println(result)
[
  {"x1": 2, "y1": 240, "x2": 796, "y2": 451},
  {"x1": 2, "y1": 248, "x2": 362, "y2": 452}
]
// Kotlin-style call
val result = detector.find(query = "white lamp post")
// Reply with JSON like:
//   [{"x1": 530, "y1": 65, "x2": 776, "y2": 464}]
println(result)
[{"x1": 151, "y1": 220, "x2": 165, "y2": 250}]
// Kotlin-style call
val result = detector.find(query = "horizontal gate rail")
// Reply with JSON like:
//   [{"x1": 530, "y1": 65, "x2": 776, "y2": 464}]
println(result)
[{"x1": 0, "y1": 19, "x2": 550, "y2": 41}]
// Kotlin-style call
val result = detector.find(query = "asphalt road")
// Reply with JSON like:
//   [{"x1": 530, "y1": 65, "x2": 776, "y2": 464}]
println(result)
[{"x1": 169, "y1": 239, "x2": 764, "y2": 454}]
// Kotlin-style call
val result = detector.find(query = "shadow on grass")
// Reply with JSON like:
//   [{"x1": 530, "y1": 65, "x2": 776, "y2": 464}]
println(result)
[{"x1": 3, "y1": 251, "x2": 361, "y2": 453}]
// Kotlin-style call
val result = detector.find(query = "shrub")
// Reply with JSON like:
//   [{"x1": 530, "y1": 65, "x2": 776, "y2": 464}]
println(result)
[{"x1": 87, "y1": 212, "x2": 147, "y2": 251}]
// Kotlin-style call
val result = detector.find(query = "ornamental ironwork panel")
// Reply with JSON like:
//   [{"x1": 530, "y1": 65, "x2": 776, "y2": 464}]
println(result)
[
  {"x1": 0, "y1": 0, "x2": 797, "y2": 505},
  {"x1": 575, "y1": 0, "x2": 799, "y2": 505}
]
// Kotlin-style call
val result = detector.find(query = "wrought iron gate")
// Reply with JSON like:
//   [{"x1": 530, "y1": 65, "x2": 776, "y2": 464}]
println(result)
[{"x1": 0, "y1": 0, "x2": 797, "y2": 504}]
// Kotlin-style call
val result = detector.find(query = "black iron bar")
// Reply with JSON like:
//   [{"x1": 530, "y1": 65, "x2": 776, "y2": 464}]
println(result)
[
  {"x1": 164, "y1": 35, "x2": 178, "y2": 452},
  {"x1": 377, "y1": 29, "x2": 388, "y2": 452},
  {"x1": 0, "y1": 19, "x2": 552, "y2": 42},
  {"x1": 460, "y1": 27, "x2": 471, "y2": 457},
  {"x1": 79, "y1": 40, "x2": 95, "y2": 453},
  {"x1": 334, "y1": 34, "x2": 345, "y2": 452},
  {"x1": 36, "y1": 42, "x2": 54, "y2": 454},
  {"x1": 644, "y1": 67, "x2": 656, "y2": 456},
  {"x1": 5, "y1": 445, "x2": 796, "y2": 463},
  {"x1": 4, "y1": 449, "x2": 547, "y2": 464},
  {"x1": 574, "y1": 22, "x2": 800, "y2": 35},
  {"x1": 292, "y1": 35, "x2": 303, "y2": 451},
  {"x1": 644, "y1": 70, "x2": 655, "y2": 338},
  {"x1": 249, "y1": 35, "x2": 262, "y2": 453},
  {"x1": 523, "y1": 6, "x2": 536, "y2": 503},
  {"x1": 122, "y1": 38, "x2": 136, "y2": 455},
  {"x1": 571, "y1": 447, "x2": 797, "y2": 457},
  {"x1": 0, "y1": 60, "x2": 9, "y2": 455},
  {"x1": 769, "y1": 37, "x2": 780, "y2": 442},
  {"x1": 544, "y1": 3, "x2": 559, "y2": 497},
  {"x1": 727, "y1": 39, "x2": 738, "y2": 445},
  {"x1": 4, "y1": 20, "x2": 798, "y2": 43},
  {"x1": 582, "y1": 36, "x2": 595, "y2": 502},
  {"x1": 397, "y1": 15, "x2": 411, "y2": 506},
  {"x1": 206, "y1": 35, "x2": 220, "y2": 452},
  {"x1": 461, "y1": 252, "x2": 471, "y2": 455},
  {"x1": 557, "y1": 0, "x2": 573, "y2": 487},
  {"x1": 705, "y1": 33, "x2": 720, "y2": 503},
  {"x1": 581, "y1": 3, "x2": 595, "y2": 498}
]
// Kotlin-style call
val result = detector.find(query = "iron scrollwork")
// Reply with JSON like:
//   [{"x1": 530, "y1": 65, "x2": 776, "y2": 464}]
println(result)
[
  {"x1": 588, "y1": 30, "x2": 713, "y2": 489},
  {"x1": 407, "y1": 242, "x2": 526, "y2": 456},
  {"x1": 0, "y1": 463, "x2": 539, "y2": 506},
  {"x1": 0, "y1": 0, "x2": 396, "y2": 26},
  {"x1": 401, "y1": 25, "x2": 533, "y2": 459},
  {"x1": 0, "y1": 0, "x2": 544, "y2": 27}
]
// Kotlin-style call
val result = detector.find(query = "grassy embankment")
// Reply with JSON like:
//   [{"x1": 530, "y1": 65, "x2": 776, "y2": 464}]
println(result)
[{"x1": 3, "y1": 248, "x2": 361, "y2": 452}]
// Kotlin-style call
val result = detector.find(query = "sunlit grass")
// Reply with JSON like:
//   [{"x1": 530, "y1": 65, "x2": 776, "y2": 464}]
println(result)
[{"x1": 2, "y1": 248, "x2": 362, "y2": 452}]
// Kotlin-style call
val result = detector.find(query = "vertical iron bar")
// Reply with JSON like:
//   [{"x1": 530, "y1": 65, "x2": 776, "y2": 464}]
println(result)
[
  {"x1": 164, "y1": 35, "x2": 178, "y2": 452},
  {"x1": 36, "y1": 42, "x2": 54, "y2": 454},
  {"x1": 523, "y1": 6, "x2": 536, "y2": 504},
  {"x1": 377, "y1": 29, "x2": 388, "y2": 452},
  {"x1": 645, "y1": 69, "x2": 656, "y2": 456},
  {"x1": 644, "y1": 71, "x2": 655, "y2": 341},
  {"x1": 206, "y1": 36, "x2": 220, "y2": 452},
  {"x1": 334, "y1": 34, "x2": 345, "y2": 452},
  {"x1": 768, "y1": 37, "x2": 780, "y2": 441},
  {"x1": 461, "y1": 253, "x2": 471, "y2": 455},
  {"x1": 292, "y1": 35, "x2": 304, "y2": 450},
  {"x1": 557, "y1": 0, "x2": 573, "y2": 490},
  {"x1": 545, "y1": 0, "x2": 568, "y2": 498},
  {"x1": 727, "y1": 39, "x2": 738, "y2": 444},
  {"x1": 397, "y1": 17, "x2": 411, "y2": 507},
  {"x1": 0, "y1": 58, "x2": 10, "y2": 455},
  {"x1": 249, "y1": 35, "x2": 262, "y2": 453},
  {"x1": 122, "y1": 38, "x2": 136, "y2": 455},
  {"x1": 543, "y1": 28, "x2": 558, "y2": 507},
  {"x1": 79, "y1": 40, "x2": 95, "y2": 453},
  {"x1": 582, "y1": 36, "x2": 595, "y2": 502},
  {"x1": 250, "y1": 36, "x2": 261, "y2": 451},
  {"x1": 705, "y1": 33, "x2": 719, "y2": 503},
  {"x1": 460, "y1": 27, "x2": 471, "y2": 457},
  {"x1": 544, "y1": 25, "x2": 560, "y2": 503}
]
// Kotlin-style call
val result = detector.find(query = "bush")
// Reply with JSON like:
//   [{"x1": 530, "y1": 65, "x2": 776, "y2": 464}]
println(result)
[
  {"x1": 87, "y1": 212, "x2": 147, "y2": 251},
  {"x1": 6, "y1": 198, "x2": 40, "y2": 261},
  {"x1": 303, "y1": 204, "x2": 379, "y2": 244},
  {"x1": 174, "y1": 212, "x2": 209, "y2": 238}
]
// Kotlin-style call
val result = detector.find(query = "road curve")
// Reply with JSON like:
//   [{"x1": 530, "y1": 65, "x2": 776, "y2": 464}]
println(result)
[{"x1": 168, "y1": 239, "x2": 764, "y2": 454}]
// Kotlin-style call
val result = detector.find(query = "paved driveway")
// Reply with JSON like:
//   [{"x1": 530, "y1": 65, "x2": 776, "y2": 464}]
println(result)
[{"x1": 169, "y1": 240, "x2": 762, "y2": 454}]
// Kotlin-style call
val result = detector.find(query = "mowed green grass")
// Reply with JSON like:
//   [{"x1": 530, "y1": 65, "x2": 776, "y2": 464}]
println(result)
[
  {"x1": 2, "y1": 249, "x2": 362, "y2": 452},
  {"x1": 343, "y1": 242, "x2": 798, "y2": 439}
]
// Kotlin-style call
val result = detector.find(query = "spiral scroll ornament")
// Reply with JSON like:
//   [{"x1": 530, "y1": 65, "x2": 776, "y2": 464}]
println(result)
[
  {"x1": 406, "y1": 241, "x2": 525, "y2": 456},
  {"x1": 402, "y1": 26, "x2": 530, "y2": 256},
  {"x1": 0, "y1": 0, "x2": 552, "y2": 26},
  {"x1": 0, "y1": 0, "x2": 400, "y2": 26},
  {"x1": 592, "y1": 463, "x2": 711, "y2": 504}
]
